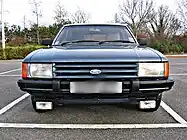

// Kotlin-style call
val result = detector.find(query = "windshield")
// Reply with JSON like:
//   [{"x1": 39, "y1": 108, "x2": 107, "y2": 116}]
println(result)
[{"x1": 53, "y1": 25, "x2": 136, "y2": 45}]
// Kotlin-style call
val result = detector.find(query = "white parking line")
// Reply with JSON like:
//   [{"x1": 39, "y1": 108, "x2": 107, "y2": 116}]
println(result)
[
  {"x1": 0, "y1": 93, "x2": 30, "y2": 115},
  {"x1": 0, "y1": 95, "x2": 186, "y2": 129},
  {"x1": 0, "y1": 60, "x2": 22, "y2": 62},
  {"x1": 170, "y1": 63, "x2": 187, "y2": 65},
  {"x1": 0, "y1": 68, "x2": 21, "y2": 75},
  {"x1": 0, "y1": 75, "x2": 21, "y2": 77},
  {"x1": 161, "y1": 101, "x2": 187, "y2": 125},
  {"x1": 0, "y1": 123, "x2": 186, "y2": 129},
  {"x1": 0, "y1": 85, "x2": 185, "y2": 129},
  {"x1": 170, "y1": 74, "x2": 187, "y2": 76}
]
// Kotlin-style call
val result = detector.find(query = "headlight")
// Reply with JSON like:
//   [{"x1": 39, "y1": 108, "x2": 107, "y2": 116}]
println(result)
[
  {"x1": 29, "y1": 64, "x2": 52, "y2": 78},
  {"x1": 138, "y1": 63, "x2": 169, "y2": 77}
]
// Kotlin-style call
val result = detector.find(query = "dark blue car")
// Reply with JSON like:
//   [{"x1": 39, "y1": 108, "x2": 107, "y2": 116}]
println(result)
[{"x1": 17, "y1": 24, "x2": 174, "y2": 112}]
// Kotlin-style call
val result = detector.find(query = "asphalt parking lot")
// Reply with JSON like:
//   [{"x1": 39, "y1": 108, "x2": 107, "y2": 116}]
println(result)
[{"x1": 0, "y1": 58, "x2": 186, "y2": 140}]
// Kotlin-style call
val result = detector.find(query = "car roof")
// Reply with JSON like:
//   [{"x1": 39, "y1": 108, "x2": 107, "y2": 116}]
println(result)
[{"x1": 63, "y1": 23, "x2": 128, "y2": 27}]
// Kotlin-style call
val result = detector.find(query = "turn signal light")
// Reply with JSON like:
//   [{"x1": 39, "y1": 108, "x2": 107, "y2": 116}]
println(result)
[
  {"x1": 22, "y1": 63, "x2": 28, "y2": 79},
  {"x1": 164, "y1": 62, "x2": 169, "y2": 78}
]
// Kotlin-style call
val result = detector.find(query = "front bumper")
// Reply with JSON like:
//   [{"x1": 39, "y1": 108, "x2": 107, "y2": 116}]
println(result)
[
  {"x1": 17, "y1": 77, "x2": 174, "y2": 95},
  {"x1": 18, "y1": 78, "x2": 174, "y2": 104}
]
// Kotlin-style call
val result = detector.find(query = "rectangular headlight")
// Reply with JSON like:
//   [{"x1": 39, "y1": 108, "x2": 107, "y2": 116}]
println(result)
[
  {"x1": 29, "y1": 64, "x2": 52, "y2": 78},
  {"x1": 138, "y1": 63, "x2": 165, "y2": 77}
]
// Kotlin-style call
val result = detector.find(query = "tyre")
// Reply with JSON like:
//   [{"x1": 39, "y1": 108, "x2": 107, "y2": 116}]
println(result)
[
  {"x1": 138, "y1": 93, "x2": 162, "y2": 112},
  {"x1": 31, "y1": 96, "x2": 53, "y2": 113}
]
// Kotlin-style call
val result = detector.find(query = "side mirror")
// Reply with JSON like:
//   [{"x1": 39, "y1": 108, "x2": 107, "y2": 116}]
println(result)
[
  {"x1": 137, "y1": 38, "x2": 148, "y2": 46},
  {"x1": 41, "y1": 39, "x2": 53, "y2": 46}
]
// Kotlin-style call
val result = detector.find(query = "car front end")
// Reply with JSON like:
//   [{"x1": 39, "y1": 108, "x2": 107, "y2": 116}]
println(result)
[
  {"x1": 17, "y1": 24, "x2": 174, "y2": 112},
  {"x1": 18, "y1": 54, "x2": 174, "y2": 112}
]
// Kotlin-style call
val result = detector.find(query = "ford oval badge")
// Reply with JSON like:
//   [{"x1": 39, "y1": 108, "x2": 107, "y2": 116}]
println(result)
[{"x1": 90, "y1": 69, "x2": 102, "y2": 75}]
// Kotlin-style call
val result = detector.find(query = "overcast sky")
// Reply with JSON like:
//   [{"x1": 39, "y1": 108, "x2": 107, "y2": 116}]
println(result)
[{"x1": 3, "y1": 0, "x2": 177, "y2": 27}]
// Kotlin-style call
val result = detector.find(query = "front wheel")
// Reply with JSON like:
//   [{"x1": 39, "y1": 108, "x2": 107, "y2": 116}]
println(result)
[{"x1": 138, "y1": 93, "x2": 162, "y2": 112}]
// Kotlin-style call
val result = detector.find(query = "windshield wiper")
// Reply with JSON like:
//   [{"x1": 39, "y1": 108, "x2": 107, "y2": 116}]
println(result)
[
  {"x1": 60, "y1": 41, "x2": 71, "y2": 46},
  {"x1": 99, "y1": 40, "x2": 135, "y2": 45},
  {"x1": 71, "y1": 40, "x2": 100, "y2": 43},
  {"x1": 53, "y1": 40, "x2": 135, "y2": 46},
  {"x1": 59, "y1": 40, "x2": 100, "y2": 46}
]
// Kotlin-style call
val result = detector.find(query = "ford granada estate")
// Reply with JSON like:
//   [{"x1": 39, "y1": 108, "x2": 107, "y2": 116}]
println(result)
[{"x1": 17, "y1": 24, "x2": 174, "y2": 112}]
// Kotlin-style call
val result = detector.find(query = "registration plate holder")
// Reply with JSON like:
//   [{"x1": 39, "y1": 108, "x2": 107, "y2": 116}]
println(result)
[{"x1": 70, "y1": 81, "x2": 122, "y2": 94}]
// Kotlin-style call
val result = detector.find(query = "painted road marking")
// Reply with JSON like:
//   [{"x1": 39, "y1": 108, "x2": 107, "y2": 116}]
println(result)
[
  {"x1": 170, "y1": 63, "x2": 187, "y2": 65},
  {"x1": 0, "y1": 87, "x2": 185, "y2": 129},
  {"x1": 0, "y1": 123, "x2": 186, "y2": 129},
  {"x1": 161, "y1": 101, "x2": 187, "y2": 125},
  {"x1": 0, "y1": 68, "x2": 21, "y2": 75},
  {"x1": 0, "y1": 60, "x2": 22, "y2": 62},
  {"x1": 0, "y1": 75, "x2": 21, "y2": 77},
  {"x1": 0, "y1": 95, "x2": 186, "y2": 129},
  {"x1": 170, "y1": 74, "x2": 187, "y2": 76},
  {"x1": 0, "y1": 93, "x2": 30, "y2": 115}
]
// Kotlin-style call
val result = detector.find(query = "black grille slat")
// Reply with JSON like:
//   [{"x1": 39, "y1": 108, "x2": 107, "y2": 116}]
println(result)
[
  {"x1": 54, "y1": 62, "x2": 138, "y2": 79},
  {"x1": 55, "y1": 69, "x2": 137, "y2": 74},
  {"x1": 54, "y1": 75, "x2": 137, "y2": 79},
  {"x1": 55, "y1": 64, "x2": 137, "y2": 68}
]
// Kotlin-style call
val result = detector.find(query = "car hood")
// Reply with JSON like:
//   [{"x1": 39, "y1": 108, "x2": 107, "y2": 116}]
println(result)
[{"x1": 24, "y1": 46, "x2": 167, "y2": 63}]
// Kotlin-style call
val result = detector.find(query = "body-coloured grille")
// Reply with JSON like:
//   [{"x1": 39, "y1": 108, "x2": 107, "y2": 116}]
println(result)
[{"x1": 53, "y1": 62, "x2": 138, "y2": 79}]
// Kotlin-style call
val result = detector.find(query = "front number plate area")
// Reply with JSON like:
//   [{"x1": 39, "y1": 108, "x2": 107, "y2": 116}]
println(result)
[{"x1": 70, "y1": 82, "x2": 122, "y2": 94}]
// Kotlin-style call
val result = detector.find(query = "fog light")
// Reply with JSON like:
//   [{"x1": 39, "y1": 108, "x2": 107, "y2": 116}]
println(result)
[
  {"x1": 36, "y1": 102, "x2": 53, "y2": 110},
  {"x1": 139, "y1": 100, "x2": 156, "y2": 109}
]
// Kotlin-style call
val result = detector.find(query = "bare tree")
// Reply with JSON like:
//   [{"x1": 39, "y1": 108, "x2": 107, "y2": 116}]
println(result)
[
  {"x1": 117, "y1": 0, "x2": 154, "y2": 36},
  {"x1": 178, "y1": 0, "x2": 187, "y2": 31},
  {"x1": 114, "y1": 13, "x2": 121, "y2": 23},
  {"x1": 29, "y1": 0, "x2": 42, "y2": 44},
  {"x1": 149, "y1": 5, "x2": 181, "y2": 39},
  {"x1": 71, "y1": 7, "x2": 90, "y2": 23},
  {"x1": 53, "y1": 1, "x2": 69, "y2": 25}
]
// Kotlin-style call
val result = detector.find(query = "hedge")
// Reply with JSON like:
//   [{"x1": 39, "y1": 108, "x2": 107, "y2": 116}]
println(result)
[
  {"x1": 149, "y1": 42, "x2": 184, "y2": 54},
  {"x1": 0, "y1": 43, "x2": 185, "y2": 60},
  {"x1": 0, "y1": 45, "x2": 47, "y2": 60}
]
